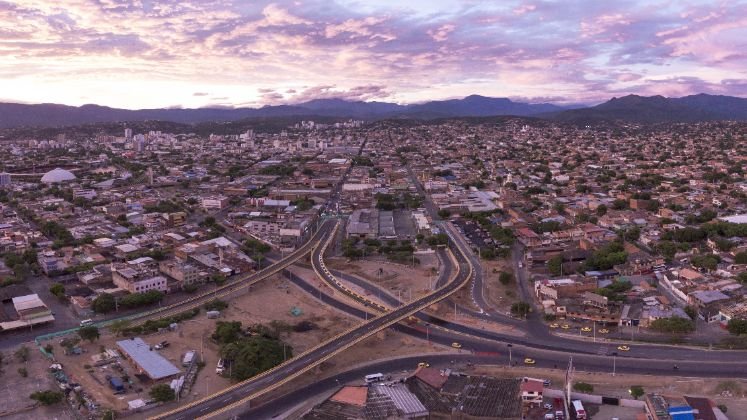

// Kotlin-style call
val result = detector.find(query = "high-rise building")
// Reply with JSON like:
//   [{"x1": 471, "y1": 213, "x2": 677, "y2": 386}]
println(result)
[{"x1": 124, "y1": 128, "x2": 133, "y2": 140}]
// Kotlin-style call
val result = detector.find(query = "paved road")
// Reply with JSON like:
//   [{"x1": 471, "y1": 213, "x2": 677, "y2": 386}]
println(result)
[
  {"x1": 239, "y1": 351, "x2": 747, "y2": 420},
  {"x1": 155, "y1": 218, "x2": 477, "y2": 420}
]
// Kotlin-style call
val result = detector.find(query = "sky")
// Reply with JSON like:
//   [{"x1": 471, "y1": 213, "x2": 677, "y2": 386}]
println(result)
[{"x1": 1, "y1": 0, "x2": 746, "y2": 109}]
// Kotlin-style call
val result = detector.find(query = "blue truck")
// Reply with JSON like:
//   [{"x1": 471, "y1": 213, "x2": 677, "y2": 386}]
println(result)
[{"x1": 109, "y1": 376, "x2": 125, "y2": 393}]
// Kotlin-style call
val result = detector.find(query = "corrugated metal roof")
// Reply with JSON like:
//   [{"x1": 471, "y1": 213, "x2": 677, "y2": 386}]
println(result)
[
  {"x1": 12, "y1": 294, "x2": 46, "y2": 311},
  {"x1": 116, "y1": 338, "x2": 180, "y2": 379},
  {"x1": 372, "y1": 383, "x2": 429, "y2": 416}
]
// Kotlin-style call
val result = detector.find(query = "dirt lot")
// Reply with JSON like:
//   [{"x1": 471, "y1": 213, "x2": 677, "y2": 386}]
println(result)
[
  {"x1": 471, "y1": 364, "x2": 747, "y2": 418},
  {"x1": 480, "y1": 259, "x2": 520, "y2": 313},
  {"x1": 327, "y1": 254, "x2": 440, "y2": 302},
  {"x1": 51, "y1": 270, "x2": 360, "y2": 414},
  {"x1": 328, "y1": 255, "x2": 523, "y2": 337},
  {"x1": 0, "y1": 343, "x2": 72, "y2": 420}
]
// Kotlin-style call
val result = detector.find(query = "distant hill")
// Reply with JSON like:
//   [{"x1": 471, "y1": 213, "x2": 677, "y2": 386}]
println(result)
[
  {"x1": 0, "y1": 96, "x2": 576, "y2": 128},
  {"x1": 547, "y1": 94, "x2": 747, "y2": 123},
  {"x1": 402, "y1": 95, "x2": 566, "y2": 118},
  {"x1": 2, "y1": 93, "x2": 746, "y2": 128}
]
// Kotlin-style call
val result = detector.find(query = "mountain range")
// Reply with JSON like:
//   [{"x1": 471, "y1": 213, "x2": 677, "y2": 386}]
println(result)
[{"x1": 1, "y1": 93, "x2": 746, "y2": 128}]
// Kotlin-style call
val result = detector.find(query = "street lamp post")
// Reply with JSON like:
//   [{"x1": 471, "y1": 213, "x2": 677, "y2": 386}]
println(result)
[{"x1": 612, "y1": 351, "x2": 617, "y2": 377}]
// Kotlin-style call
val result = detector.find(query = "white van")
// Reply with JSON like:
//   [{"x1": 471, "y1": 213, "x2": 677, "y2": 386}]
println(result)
[
  {"x1": 216, "y1": 358, "x2": 225, "y2": 374},
  {"x1": 80, "y1": 319, "x2": 93, "y2": 327}
]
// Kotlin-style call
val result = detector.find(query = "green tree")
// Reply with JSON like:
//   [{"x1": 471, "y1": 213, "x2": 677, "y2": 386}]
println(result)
[
  {"x1": 220, "y1": 336, "x2": 289, "y2": 381},
  {"x1": 498, "y1": 272, "x2": 514, "y2": 286},
  {"x1": 612, "y1": 199, "x2": 629, "y2": 210},
  {"x1": 30, "y1": 390, "x2": 64, "y2": 405},
  {"x1": 691, "y1": 254, "x2": 720, "y2": 271},
  {"x1": 629, "y1": 385, "x2": 645, "y2": 399},
  {"x1": 108, "y1": 319, "x2": 131, "y2": 336},
  {"x1": 548, "y1": 255, "x2": 563, "y2": 276},
  {"x1": 437, "y1": 209, "x2": 451, "y2": 218},
  {"x1": 49, "y1": 283, "x2": 65, "y2": 299},
  {"x1": 204, "y1": 299, "x2": 229, "y2": 312},
  {"x1": 212, "y1": 321, "x2": 243, "y2": 344},
  {"x1": 93, "y1": 293, "x2": 116, "y2": 313},
  {"x1": 78, "y1": 325, "x2": 100, "y2": 342},
  {"x1": 727, "y1": 319, "x2": 747, "y2": 335},
  {"x1": 656, "y1": 241, "x2": 678, "y2": 262},
  {"x1": 734, "y1": 251, "x2": 747, "y2": 264},
  {"x1": 684, "y1": 306, "x2": 697, "y2": 320},
  {"x1": 596, "y1": 204, "x2": 608, "y2": 217},
  {"x1": 510, "y1": 301, "x2": 531, "y2": 318},
  {"x1": 149, "y1": 384, "x2": 175, "y2": 402}
]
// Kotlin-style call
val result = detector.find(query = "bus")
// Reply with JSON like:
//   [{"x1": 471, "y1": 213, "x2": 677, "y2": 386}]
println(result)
[
  {"x1": 364, "y1": 373, "x2": 385, "y2": 384},
  {"x1": 571, "y1": 400, "x2": 587, "y2": 419}
]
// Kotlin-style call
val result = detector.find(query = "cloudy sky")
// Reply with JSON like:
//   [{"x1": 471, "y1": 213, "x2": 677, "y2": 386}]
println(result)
[{"x1": 1, "y1": 0, "x2": 746, "y2": 109}]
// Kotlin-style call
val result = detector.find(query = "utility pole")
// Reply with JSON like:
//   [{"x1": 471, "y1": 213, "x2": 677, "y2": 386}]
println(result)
[
  {"x1": 612, "y1": 351, "x2": 617, "y2": 376},
  {"x1": 507, "y1": 344, "x2": 512, "y2": 367}
]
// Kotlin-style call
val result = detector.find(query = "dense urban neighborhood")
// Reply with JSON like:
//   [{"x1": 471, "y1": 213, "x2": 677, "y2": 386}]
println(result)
[{"x1": 1, "y1": 116, "x2": 746, "y2": 419}]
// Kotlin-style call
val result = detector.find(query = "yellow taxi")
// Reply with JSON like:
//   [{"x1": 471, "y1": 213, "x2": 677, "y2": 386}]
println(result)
[
  {"x1": 524, "y1": 358, "x2": 536, "y2": 365},
  {"x1": 561, "y1": 324, "x2": 571, "y2": 330},
  {"x1": 451, "y1": 342, "x2": 462, "y2": 349},
  {"x1": 617, "y1": 345, "x2": 630, "y2": 351},
  {"x1": 599, "y1": 328, "x2": 610, "y2": 334},
  {"x1": 418, "y1": 362, "x2": 430, "y2": 368},
  {"x1": 549, "y1": 323, "x2": 560, "y2": 329},
  {"x1": 581, "y1": 327, "x2": 592, "y2": 332}
]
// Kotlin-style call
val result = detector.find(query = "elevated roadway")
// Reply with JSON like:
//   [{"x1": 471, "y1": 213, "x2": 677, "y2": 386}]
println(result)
[{"x1": 151, "y1": 217, "x2": 476, "y2": 420}]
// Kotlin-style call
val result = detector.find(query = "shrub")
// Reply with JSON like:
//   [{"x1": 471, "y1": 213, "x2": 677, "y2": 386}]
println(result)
[
  {"x1": 573, "y1": 382, "x2": 594, "y2": 393},
  {"x1": 650, "y1": 317, "x2": 695, "y2": 334},
  {"x1": 30, "y1": 390, "x2": 64, "y2": 405},
  {"x1": 629, "y1": 385, "x2": 645, "y2": 399},
  {"x1": 498, "y1": 272, "x2": 514, "y2": 285},
  {"x1": 149, "y1": 384, "x2": 175, "y2": 402}
]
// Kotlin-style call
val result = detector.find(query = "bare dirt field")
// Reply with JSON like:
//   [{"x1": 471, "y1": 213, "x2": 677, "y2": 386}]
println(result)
[
  {"x1": 50, "y1": 269, "x2": 360, "y2": 416},
  {"x1": 327, "y1": 254, "x2": 440, "y2": 302},
  {"x1": 0, "y1": 343, "x2": 73, "y2": 420},
  {"x1": 480, "y1": 259, "x2": 521, "y2": 313},
  {"x1": 328, "y1": 255, "x2": 523, "y2": 337}
]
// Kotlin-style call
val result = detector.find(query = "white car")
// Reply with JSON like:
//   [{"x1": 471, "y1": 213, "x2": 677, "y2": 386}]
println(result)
[{"x1": 543, "y1": 403, "x2": 553, "y2": 410}]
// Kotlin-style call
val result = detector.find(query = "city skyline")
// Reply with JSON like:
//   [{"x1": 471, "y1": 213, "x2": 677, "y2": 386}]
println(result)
[{"x1": 2, "y1": 0, "x2": 747, "y2": 109}]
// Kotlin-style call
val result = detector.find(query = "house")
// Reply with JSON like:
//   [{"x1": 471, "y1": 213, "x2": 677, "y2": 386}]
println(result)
[
  {"x1": 688, "y1": 290, "x2": 731, "y2": 322},
  {"x1": 520, "y1": 378, "x2": 543, "y2": 406}
]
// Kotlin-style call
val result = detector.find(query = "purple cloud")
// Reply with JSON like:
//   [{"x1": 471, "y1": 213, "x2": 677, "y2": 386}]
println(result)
[{"x1": 0, "y1": 0, "x2": 746, "y2": 108}]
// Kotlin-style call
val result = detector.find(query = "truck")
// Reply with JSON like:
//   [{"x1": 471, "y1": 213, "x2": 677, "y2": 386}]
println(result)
[
  {"x1": 182, "y1": 350, "x2": 197, "y2": 367},
  {"x1": 571, "y1": 400, "x2": 586, "y2": 420},
  {"x1": 108, "y1": 376, "x2": 125, "y2": 393},
  {"x1": 364, "y1": 373, "x2": 385, "y2": 383}
]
